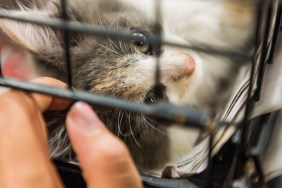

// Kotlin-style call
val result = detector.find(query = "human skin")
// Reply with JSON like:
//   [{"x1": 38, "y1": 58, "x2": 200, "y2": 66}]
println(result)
[{"x1": 0, "y1": 77, "x2": 142, "y2": 188}]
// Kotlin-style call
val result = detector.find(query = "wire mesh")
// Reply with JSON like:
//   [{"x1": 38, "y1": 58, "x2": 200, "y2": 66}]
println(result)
[{"x1": 0, "y1": 0, "x2": 280, "y2": 187}]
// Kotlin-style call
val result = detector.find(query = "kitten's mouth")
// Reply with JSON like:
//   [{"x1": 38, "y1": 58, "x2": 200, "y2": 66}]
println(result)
[{"x1": 144, "y1": 85, "x2": 168, "y2": 105}]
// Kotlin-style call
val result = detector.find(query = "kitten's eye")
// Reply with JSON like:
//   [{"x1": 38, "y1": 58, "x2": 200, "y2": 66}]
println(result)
[
  {"x1": 132, "y1": 32, "x2": 152, "y2": 55},
  {"x1": 144, "y1": 85, "x2": 167, "y2": 105},
  {"x1": 144, "y1": 90, "x2": 156, "y2": 104}
]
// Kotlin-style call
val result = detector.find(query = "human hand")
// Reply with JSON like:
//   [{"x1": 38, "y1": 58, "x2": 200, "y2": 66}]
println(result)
[{"x1": 0, "y1": 77, "x2": 142, "y2": 188}]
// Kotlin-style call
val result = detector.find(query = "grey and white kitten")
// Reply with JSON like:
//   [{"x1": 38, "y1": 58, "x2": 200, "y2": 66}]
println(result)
[{"x1": 0, "y1": 0, "x2": 254, "y2": 171}]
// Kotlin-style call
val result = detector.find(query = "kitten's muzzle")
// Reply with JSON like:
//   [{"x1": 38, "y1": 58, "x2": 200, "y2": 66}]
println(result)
[{"x1": 167, "y1": 55, "x2": 195, "y2": 82}]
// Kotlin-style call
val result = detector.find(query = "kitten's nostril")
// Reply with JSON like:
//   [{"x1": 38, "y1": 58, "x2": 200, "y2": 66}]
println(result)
[{"x1": 185, "y1": 56, "x2": 195, "y2": 75}]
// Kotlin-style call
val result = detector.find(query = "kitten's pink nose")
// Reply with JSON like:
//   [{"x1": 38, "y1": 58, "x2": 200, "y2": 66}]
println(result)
[{"x1": 185, "y1": 56, "x2": 195, "y2": 75}]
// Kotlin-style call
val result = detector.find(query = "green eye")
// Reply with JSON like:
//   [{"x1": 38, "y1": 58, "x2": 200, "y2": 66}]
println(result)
[
  {"x1": 144, "y1": 90, "x2": 156, "y2": 104},
  {"x1": 144, "y1": 85, "x2": 167, "y2": 105},
  {"x1": 132, "y1": 32, "x2": 152, "y2": 55}
]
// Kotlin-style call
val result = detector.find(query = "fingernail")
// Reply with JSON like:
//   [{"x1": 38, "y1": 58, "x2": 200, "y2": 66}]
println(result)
[{"x1": 68, "y1": 102, "x2": 101, "y2": 131}]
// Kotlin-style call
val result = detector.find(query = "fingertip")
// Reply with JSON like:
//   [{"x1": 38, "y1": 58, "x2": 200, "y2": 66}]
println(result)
[
  {"x1": 67, "y1": 102, "x2": 104, "y2": 132},
  {"x1": 66, "y1": 102, "x2": 106, "y2": 156},
  {"x1": 65, "y1": 102, "x2": 142, "y2": 188}
]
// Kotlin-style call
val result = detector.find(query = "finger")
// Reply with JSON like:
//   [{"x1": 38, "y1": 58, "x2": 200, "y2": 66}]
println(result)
[
  {"x1": 29, "y1": 77, "x2": 71, "y2": 141},
  {"x1": 31, "y1": 77, "x2": 72, "y2": 111},
  {"x1": 66, "y1": 102, "x2": 142, "y2": 188},
  {"x1": 0, "y1": 91, "x2": 62, "y2": 188}
]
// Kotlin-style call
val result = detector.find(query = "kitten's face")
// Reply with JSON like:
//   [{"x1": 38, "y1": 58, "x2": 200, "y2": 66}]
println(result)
[{"x1": 69, "y1": 0, "x2": 253, "y2": 111}]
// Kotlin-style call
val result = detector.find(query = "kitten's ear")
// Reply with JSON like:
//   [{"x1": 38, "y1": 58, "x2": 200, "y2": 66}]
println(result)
[
  {"x1": 0, "y1": 7, "x2": 62, "y2": 57},
  {"x1": 0, "y1": 0, "x2": 99, "y2": 54}
]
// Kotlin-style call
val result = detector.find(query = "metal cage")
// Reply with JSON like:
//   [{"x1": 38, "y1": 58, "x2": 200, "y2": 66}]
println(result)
[{"x1": 0, "y1": 0, "x2": 281, "y2": 187}]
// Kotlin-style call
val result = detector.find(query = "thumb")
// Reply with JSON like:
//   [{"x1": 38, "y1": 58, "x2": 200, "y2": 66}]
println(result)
[{"x1": 66, "y1": 102, "x2": 142, "y2": 188}]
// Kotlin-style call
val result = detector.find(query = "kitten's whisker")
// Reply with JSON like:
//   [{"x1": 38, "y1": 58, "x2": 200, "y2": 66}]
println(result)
[
  {"x1": 108, "y1": 38, "x2": 119, "y2": 52},
  {"x1": 114, "y1": 4, "x2": 129, "y2": 54},
  {"x1": 124, "y1": 21, "x2": 133, "y2": 53},
  {"x1": 128, "y1": 114, "x2": 141, "y2": 147},
  {"x1": 108, "y1": 15, "x2": 118, "y2": 29},
  {"x1": 122, "y1": 42, "x2": 129, "y2": 54},
  {"x1": 130, "y1": 123, "x2": 141, "y2": 147},
  {"x1": 117, "y1": 111, "x2": 126, "y2": 136},
  {"x1": 118, "y1": 40, "x2": 126, "y2": 53},
  {"x1": 116, "y1": 2, "x2": 124, "y2": 33},
  {"x1": 107, "y1": 13, "x2": 121, "y2": 50},
  {"x1": 117, "y1": 111, "x2": 131, "y2": 137},
  {"x1": 126, "y1": 33, "x2": 133, "y2": 52},
  {"x1": 98, "y1": 44, "x2": 119, "y2": 55},
  {"x1": 117, "y1": 111, "x2": 122, "y2": 137},
  {"x1": 142, "y1": 115, "x2": 168, "y2": 136},
  {"x1": 95, "y1": 0, "x2": 106, "y2": 32}
]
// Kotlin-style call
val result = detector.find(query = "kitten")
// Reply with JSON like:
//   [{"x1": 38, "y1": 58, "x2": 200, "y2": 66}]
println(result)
[{"x1": 0, "y1": 0, "x2": 254, "y2": 171}]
